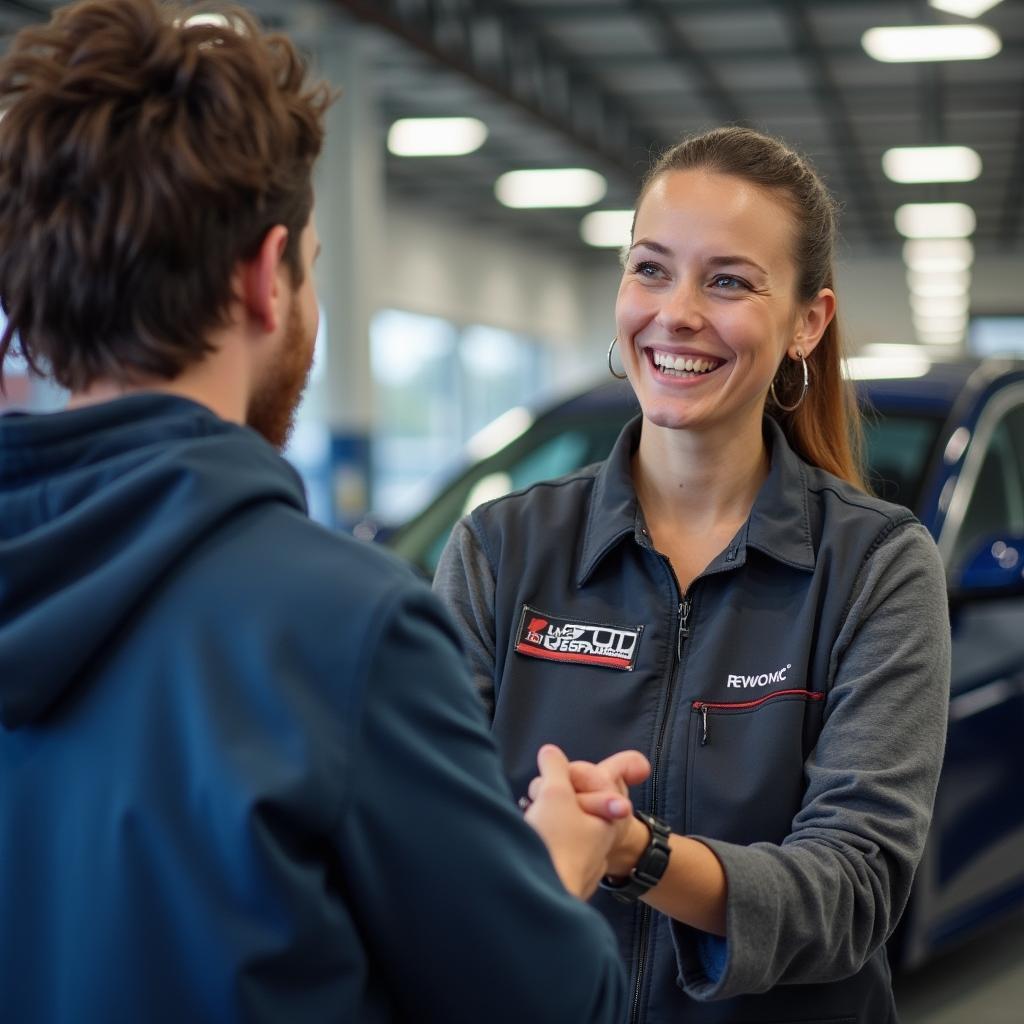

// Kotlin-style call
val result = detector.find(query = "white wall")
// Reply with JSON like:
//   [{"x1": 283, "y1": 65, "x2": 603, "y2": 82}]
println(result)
[
  {"x1": 379, "y1": 201, "x2": 620, "y2": 392},
  {"x1": 377, "y1": 201, "x2": 1024, "y2": 366}
]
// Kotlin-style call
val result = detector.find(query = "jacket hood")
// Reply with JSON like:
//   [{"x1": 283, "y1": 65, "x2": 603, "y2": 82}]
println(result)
[{"x1": 0, "y1": 393, "x2": 306, "y2": 729}]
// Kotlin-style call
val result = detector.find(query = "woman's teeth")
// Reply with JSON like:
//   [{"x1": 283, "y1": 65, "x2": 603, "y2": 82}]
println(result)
[{"x1": 652, "y1": 351, "x2": 718, "y2": 377}]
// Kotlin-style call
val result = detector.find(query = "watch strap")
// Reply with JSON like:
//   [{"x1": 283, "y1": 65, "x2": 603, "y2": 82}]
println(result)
[{"x1": 599, "y1": 809, "x2": 672, "y2": 903}]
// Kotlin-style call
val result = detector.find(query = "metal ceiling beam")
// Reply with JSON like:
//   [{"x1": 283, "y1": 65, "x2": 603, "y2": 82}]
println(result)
[
  {"x1": 563, "y1": 42, "x2": 1024, "y2": 67},
  {"x1": 775, "y1": 0, "x2": 889, "y2": 246},
  {"x1": 330, "y1": 0, "x2": 671, "y2": 182},
  {"x1": 0, "y1": 0, "x2": 50, "y2": 16},
  {"x1": 533, "y1": 0, "x2": 920, "y2": 15},
  {"x1": 627, "y1": 0, "x2": 747, "y2": 125}
]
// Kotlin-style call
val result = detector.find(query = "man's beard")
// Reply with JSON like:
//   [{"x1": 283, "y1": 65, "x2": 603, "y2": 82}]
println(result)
[{"x1": 247, "y1": 297, "x2": 315, "y2": 450}]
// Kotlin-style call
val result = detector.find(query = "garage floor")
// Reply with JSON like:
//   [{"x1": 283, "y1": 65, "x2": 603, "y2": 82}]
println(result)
[{"x1": 895, "y1": 909, "x2": 1024, "y2": 1023}]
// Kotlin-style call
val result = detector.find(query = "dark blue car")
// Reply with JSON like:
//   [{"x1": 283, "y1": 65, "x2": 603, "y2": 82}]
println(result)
[{"x1": 382, "y1": 355, "x2": 1024, "y2": 969}]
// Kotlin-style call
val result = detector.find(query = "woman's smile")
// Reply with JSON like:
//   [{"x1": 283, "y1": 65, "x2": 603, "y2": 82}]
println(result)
[{"x1": 646, "y1": 347, "x2": 726, "y2": 382}]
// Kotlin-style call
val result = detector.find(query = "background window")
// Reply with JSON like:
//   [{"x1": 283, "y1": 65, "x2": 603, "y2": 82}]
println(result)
[
  {"x1": 970, "y1": 317, "x2": 1024, "y2": 358},
  {"x1": 370, "y1": 309, "x2": 550, "y2": 521}
]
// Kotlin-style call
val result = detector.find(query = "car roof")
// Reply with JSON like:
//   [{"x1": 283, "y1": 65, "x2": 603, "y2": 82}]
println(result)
[
  {"x1": 545, "y1": 357, "x2": 1024, "y2": 424},
  {"x1": 858, "y1": 359, "x2": 979, "y2": 416}
]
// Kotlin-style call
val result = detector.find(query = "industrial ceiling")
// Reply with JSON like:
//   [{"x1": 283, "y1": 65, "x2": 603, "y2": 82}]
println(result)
[{"x1": 3, "y1": 0, "x2": 1022, "y2": 264}]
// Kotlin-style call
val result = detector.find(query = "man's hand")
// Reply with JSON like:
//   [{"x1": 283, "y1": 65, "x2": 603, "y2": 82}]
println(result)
[
  {"x1": 523, "y1": 744, "x2": 631, "y2": 899},
  {"x1": 528, "y1": 749, "x2": 652, "y2": 879}
]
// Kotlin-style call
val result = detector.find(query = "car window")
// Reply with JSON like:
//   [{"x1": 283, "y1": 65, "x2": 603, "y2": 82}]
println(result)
[
  {"x1": 391, "y1": 416, "x2": 630, "y2": 575},
  {"x1": 862, "y1": 412, "x2": 942, "y2": 506},
  {"x1": 950, "y1": 402, "x2": 1024, "y2": 573}
]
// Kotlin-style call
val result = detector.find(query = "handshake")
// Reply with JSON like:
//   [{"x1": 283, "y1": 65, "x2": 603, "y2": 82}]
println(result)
[{"x1": 520, "y1": 744, "x2": 655, "y2": 900}]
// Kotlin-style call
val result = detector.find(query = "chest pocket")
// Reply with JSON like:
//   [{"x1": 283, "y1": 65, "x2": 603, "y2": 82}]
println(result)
[{"x1": 685, "y1": 689, "x2": 826, "y2": 845}]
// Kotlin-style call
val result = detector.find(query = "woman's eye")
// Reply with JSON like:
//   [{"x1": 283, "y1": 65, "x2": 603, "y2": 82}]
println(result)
[
  {"x1": 711, "y1": 274, "x2": 747, "y2": 290},
  {"x1": 632, "y1": 260, "x2": 663, "y2": 278}
]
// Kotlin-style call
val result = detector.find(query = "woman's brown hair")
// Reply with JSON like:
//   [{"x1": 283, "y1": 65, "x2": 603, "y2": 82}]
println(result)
[
  {"x1": 635, "y1": 126, "x2": 866, "y2": 490},
  {"x1": 0, "y1": 0, "x2": 334, "y2": 392}
]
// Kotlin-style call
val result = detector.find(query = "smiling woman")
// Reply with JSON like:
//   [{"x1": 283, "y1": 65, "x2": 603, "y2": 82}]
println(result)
[{"x1": 433, "y1": 126, "x2": 952, "y2": 1024}]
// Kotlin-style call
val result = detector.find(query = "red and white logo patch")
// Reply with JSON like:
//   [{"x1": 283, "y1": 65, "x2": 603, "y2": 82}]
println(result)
[{"x1": 514, "y1": 604, "x2": 643, "y2": 671}]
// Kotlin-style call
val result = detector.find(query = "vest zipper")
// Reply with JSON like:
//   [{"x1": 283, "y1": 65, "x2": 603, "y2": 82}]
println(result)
[
  {"x1": 692, "y1": 689, "x2": 825, "y2": 746},
  {"x1": 677, "y1": 594, "x2": 691, "y2": 661},
  {"x1": 630, "y1": 581, "x2": 690, "y2": 1024},
  {"x1": 629, "y1": 903, "x2": 651, "y2": 1023}
]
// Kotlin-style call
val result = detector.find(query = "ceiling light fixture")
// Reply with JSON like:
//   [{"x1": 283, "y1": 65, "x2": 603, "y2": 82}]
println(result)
[
  {"x1": 862, "y1": 25, "x2": 1001, "y2": 62},
  {"x1": 495, "y1": 168, "x2": 607, "y2": 209},
  {"x1": 846, "y1": 345, "x2": 932, "y2": 380},
  {"x1": 882, "y1": 145, "x2": 982, "y2": 183},
  {"x1": 913, "y1": 311, "x2": 969, "y2": 333},
  {"x1": 916, "y1": 329, "x2": 965, "y2": 346},
  {"x1": 911, "y1": 293, "x2": 970, "y2": 317},
  {"x1": 895, "y1": 202, "x2": 976, "y2": 239},
  {"x1": 928, "y1": 0, "x2": 1004, "y2": 19},
  {"x1": 580, "y1": 210, "x2": 634, "y2": 248},
  {"x1": 387, "y1": 117, "x2": 488, "y2": 157},
  {"x1": 906, "y1": 269, "x2": 971, "y2": 296},
  {"x1": 903, "y1": 238, "x2": 975, "y2": 272}
]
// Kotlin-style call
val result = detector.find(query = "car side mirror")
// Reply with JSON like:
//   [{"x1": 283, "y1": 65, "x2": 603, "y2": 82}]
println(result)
[{"x1": 949, "y1": 534, "x2": 1024, "y2": 603}]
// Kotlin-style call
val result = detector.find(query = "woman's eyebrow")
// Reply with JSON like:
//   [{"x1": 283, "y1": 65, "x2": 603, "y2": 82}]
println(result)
[
  {"x1": 707, "y1": 255, "x2": 768, "y2": 276},
  {"x1": 628, "y1": 238, "x2": 671, "y2": 255},
  {"x1": 628, "y1": 241, "x2": 768, "y2": 277}
]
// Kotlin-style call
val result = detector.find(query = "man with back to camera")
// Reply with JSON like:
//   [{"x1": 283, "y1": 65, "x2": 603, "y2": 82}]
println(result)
[{"x1": 0, "y1": 2, "x2": 649, "y2": 1021}]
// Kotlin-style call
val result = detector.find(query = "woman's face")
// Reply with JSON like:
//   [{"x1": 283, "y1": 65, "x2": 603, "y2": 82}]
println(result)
[{"x1": 615, "y1": 169, "x2": 830, "y2": 434}]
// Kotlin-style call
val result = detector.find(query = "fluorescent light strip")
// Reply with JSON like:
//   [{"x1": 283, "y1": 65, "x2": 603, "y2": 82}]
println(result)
[
  {"x1": 903, "y1": 239, "x2": 974, "y2": 272},
  {"x1": 906, "y1": 269, "x2": 971, "y2": 297},
  {"x1": 895, "y1": 202, "x2": 976, "y2": 239},
  {"x1": 883, "y1": 146, "x2": 981, "y2": 184},
  {"x1": 845, "y1": 353, "x2": 932, "y2": 380},
  {"x1": 580, "y1": 210, "x2": 634, "y2": 248},
  {"x1": 928, "y1": 0, "x2": 1004, "y2": 19},
  {"x1": 387, "y1": 118, "x2": 488, "y2": 157},
  {"x1": 495, "y1": 168, "x2": 607, "y2": 209},
  {"x1": 862, "y1": 25, "x2": 1001, "y2": 62},
  {"x1": 914, "y1": 313, "x2": 969, "y2": 334},
  {"x1": 916, "y1": 330, "x2": 964, "y2": 346},
  {"x1": 911, "y1": 294, "x2": 970, "y2": 318}
]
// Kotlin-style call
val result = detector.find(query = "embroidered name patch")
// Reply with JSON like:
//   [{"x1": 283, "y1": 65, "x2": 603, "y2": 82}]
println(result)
[{"x1": 514, "y1": 604, "x2": 643, "y2": 671}]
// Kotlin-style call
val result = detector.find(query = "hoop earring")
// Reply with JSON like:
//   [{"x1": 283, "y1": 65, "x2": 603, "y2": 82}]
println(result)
[
  {"x1": 607, "y1": 337, "x2": 627, "y2": 380},
  {"x1": 770, "y1": 349, "x2": 808, "y2": 412}
]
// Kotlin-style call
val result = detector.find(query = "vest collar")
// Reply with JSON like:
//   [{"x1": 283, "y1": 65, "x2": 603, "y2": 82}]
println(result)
[{"x1": 577, "y1": 414, "x2": 816, "y2": 587}]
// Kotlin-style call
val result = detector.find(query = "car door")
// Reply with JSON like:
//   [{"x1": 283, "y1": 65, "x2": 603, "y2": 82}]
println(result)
[{"x1": 911, "y1": 384, "x2": 1024, "y2": 964}]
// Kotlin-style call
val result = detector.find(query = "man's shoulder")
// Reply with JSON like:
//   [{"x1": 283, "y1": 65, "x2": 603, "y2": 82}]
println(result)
[{"x1": 193, "y1": 503, "x2": 424, "y2": 616}]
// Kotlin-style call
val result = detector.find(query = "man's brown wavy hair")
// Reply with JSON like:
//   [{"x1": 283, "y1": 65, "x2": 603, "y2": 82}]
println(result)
[{"x1": 0, "y1": 0, "x2": 334, "y2": 392}]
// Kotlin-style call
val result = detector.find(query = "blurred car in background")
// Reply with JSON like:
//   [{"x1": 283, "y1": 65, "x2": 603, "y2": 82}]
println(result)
[{"x1": 376, "y1": 355, "x2": 1024, "y2": 970}]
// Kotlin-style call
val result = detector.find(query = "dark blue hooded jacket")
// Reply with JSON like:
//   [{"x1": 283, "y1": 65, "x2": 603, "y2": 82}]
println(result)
[{"x1": 0, "y1": 393, "x2": 625, "y2": 1023}]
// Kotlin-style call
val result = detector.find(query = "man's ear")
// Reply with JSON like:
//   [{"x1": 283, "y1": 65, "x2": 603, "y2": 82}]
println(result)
[
  {"x1": 238, "y1": 225, "x2": 290, "y2": 334},
  {"x1": 791, "y1": 287, "x2": 836, "y2": 360}
]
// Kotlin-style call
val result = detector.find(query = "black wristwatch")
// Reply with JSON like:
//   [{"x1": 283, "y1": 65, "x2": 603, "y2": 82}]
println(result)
[{"x1": 599, "y1": 809, "x2": 672, "y2": 903}]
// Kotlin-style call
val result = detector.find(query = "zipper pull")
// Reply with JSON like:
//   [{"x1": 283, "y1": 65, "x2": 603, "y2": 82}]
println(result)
[
  {"x1": 697, "y1": 703, "x2": 709, "y2": 746},
  {"x1": 677, "y1": 596, "x2": 691, "y2": 661}
]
